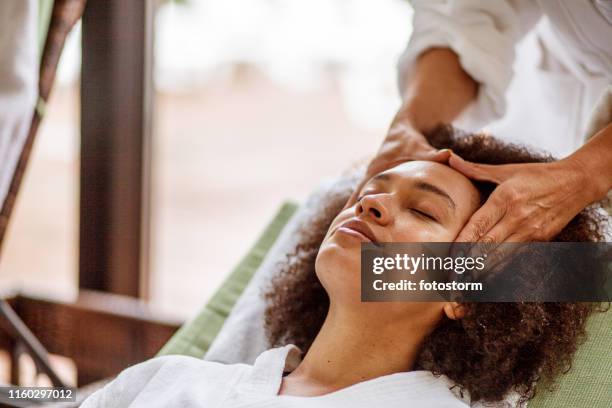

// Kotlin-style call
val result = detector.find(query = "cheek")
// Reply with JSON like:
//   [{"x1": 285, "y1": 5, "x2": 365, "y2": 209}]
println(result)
[
  {"x1": 391, "y1": 217, "x2": 457, "y2": 242},
  {"x1": 325, "y1": 209, "x2": 354, "y2": 236}
]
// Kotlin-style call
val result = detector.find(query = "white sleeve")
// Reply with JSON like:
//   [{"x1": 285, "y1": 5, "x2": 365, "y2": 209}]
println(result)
[{"x1": 398, "y1": 0, "x2": 540, "y2": 125}]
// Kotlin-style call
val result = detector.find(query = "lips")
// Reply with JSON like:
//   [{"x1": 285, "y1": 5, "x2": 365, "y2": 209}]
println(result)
[{"x1": 337, "y1": 219, "x2": 378, "y2": 243}]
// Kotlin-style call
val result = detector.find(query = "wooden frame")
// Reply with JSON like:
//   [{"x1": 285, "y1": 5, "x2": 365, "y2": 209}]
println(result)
[
  {"x1": 0, "y1": 0, "x2": 89, "y2": 391},
  {"x1": 2, "y1": 291, "x2": 181, "y2": 387},
  {"x1": 0, "y1": 0, "x2": 86, "y2": 253},
  {"x1": 0, "y1": 0, "x2": 174, "y2": 394}
]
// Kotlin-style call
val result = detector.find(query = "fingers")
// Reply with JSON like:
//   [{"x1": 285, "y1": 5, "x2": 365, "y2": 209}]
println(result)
[
  {"x1": 474, "y1": 219, "x2": 515, "y2": 244},
  {"x1": 422, "y1": 148, "x2": 452, "y2": 163},
  {"x1": 504, "y1": 233, "x2": 528, "y2": 243},
  {"x1": 449, "y1": 153, "x2": 508, "y2": 184},
  {"x1": 455, "y1": 198, "x2": 507, "y2": 243},
  {"x1": 371, "y1": 148, "x2": 451, "y2": 175}
]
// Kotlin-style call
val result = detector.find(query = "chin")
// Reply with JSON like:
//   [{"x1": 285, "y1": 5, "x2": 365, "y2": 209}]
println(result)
[{"x1": 315, "y1": 239, "x2": 361, "y2": 295}]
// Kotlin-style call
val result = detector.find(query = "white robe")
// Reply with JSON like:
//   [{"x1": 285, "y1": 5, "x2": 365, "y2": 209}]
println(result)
[
  {"x1": 81, "y1": 345, "x2": 468, "y2": 408},
  {"x1": 399, "y1": 0, "x2": 612, "y2": 158}
]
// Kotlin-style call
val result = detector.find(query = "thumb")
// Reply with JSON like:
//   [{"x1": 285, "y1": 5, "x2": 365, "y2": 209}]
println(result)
[
  {"x1": 421, "y1": 148, "x2": 452, "y2": 163},
  {"x1": 448, "y1": 153, "x2": 509, "y2": 184}
]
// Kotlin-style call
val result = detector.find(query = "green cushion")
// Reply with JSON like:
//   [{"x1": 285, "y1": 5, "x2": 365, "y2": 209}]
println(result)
[
  {"x1": 36, "y1": 0, "x2": 54, "y2": 117},
  {"x1": 530, "y1": 308, "x2": 612, "y2": 408},
  {"x1": 156, "y1": 202, "x2": 299, "y2": 358},
  {"x1": 38, "y1": 0, "x2": 54, "y2": 61}
]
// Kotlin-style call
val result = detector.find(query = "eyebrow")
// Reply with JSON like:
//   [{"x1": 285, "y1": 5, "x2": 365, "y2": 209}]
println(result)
[
  {"x1": 371, "y1": 173, "x2": 391, "y2": 182},
  {"x1": 414, "y1": 181, "x2": 456, "y2": 211},
  {"x1": 369, "y1": 173, "x2": 456, "y2": 211}
]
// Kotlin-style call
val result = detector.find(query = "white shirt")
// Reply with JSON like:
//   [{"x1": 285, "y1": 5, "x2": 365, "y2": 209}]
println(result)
[
  {"x1": 399, "y1": 0, "x2": 612, "y2": 157},
  {"x1": 81, "y1": 345, "x2": 468, "y2": 408}
]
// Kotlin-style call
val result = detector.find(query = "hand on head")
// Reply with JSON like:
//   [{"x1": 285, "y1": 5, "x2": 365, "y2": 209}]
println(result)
[
  {"x1": 447, "y1": 153, "x2": 598, "y2": 243},
  {"x1": 349, "y1": 123, "x2": 607, "y2": 243},
  {"x1": 344, "y1": 122, "x2": 451, "y2": 210}
]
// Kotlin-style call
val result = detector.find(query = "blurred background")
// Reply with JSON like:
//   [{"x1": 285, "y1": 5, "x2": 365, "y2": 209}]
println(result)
[{"x1": 0, "y1": 0, "x2": 413, "y2": 319}]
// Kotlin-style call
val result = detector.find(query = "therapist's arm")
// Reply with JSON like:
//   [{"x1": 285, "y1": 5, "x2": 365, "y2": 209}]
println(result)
[
  {"x1": 450, "y1": 123, "x2": 612, "y2": 243},
  {"x1": 346, "y1": 48, "x2": 478, "y2": 207},
  {"x1": 395, "y1": 48, "x2": 478, "y2": 134}
]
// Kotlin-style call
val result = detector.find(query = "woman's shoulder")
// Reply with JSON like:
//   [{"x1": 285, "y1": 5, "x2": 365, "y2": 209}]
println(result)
[
  {"x1": 130, "y1": 354, "x2": 252, "y2": 380},
  {"x1": 81, "y1": 355, "x2": 251, "y2": 407}
]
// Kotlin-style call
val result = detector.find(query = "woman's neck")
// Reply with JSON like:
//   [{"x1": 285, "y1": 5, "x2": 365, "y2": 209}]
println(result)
[{"x1": 279, "y1": 303, "x2": 430, "y2": 396}]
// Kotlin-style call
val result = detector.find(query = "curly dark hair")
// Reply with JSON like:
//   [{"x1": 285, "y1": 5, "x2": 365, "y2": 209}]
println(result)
[{"x1": 264, "y1": 125, "x2": 608, "y2": 405}]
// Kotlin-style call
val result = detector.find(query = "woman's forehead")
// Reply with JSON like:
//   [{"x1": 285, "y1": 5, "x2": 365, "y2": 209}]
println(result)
[{"x1": 378, "y1": 161, "x2": 480, "y2": 208}]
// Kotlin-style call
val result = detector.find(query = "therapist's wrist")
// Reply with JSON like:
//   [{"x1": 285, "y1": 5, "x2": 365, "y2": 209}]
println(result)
[
  {"x1": 385, "y1": 120, "x2": 432, "y2": 155},
  {"x1": 397, "y1": 48, "x2": 478, "y2": 134},
  {"x1": 562, "y1": 153, "x2": 610, "y2": 204},
  {"x1": 567, "y1": 124, "x2": 612, "y2": 201},
  {"x1": 393, "y1": 99, "x2": 442, "y2": 135}
]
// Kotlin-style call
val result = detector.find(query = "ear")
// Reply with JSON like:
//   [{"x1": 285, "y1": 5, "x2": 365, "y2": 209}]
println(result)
[{"x1": 443, "y1": 302, "x2": 466, "y2": 320}]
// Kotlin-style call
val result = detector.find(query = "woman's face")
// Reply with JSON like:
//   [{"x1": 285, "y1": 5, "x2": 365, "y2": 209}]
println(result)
[{"x1": 315, "y1": 161, "x2": 481, "y2": 318}]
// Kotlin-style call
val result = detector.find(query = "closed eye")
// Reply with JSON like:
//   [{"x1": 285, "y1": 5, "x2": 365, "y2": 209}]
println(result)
[{"x1": 411, "y1": 208, "x2": 438, "y2": 222}]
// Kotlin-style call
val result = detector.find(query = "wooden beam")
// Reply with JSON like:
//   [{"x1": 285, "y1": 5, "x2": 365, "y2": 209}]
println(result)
[
  {"x1": 0, "y1": 300, "x2": 66, "y2": 387},
  {"x1": 79, "y1": 0, "x2": 153, "y2": 297}
]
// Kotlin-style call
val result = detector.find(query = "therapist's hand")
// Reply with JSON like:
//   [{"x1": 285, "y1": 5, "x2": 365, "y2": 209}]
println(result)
[
  {"x1": 345, "y1": 121, "x2": 451, "y2": 208},
  {"x1": 368, "y1": 121, "x2": 452, "y2": 177},
  {"x1": 345, "y1": 48, "x2": 477, "y2": 208},
  {"x1": 449, "y1": 154, "x2": 601, "y2": 242}
]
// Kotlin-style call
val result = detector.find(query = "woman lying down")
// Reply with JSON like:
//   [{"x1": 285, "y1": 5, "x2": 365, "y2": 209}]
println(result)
[{"x1": 82, "y1": 127, "x2": 607, "y2": 408}]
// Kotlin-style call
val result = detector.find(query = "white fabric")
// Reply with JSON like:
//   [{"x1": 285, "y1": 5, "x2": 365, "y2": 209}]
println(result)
[
  {"x1": 0, "y1": 0, "x2": 38, "y2": 210},
  {"x1": 596, "y1": 0, "x2": 612, "y2": 24},
  {"x1": 81, "y1": 344, "x2": 468, "y2": 408},
  {"x1": 584, "y1": 84, "x2": 612, "y2": 139},
  {"x1": 398, "y1": 0, "x2": 612, "y2": 158}
]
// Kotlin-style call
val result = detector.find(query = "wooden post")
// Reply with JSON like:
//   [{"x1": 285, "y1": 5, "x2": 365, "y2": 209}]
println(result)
[{"x1": 80, "y1": 0, "x2": 153, "y2": 298}]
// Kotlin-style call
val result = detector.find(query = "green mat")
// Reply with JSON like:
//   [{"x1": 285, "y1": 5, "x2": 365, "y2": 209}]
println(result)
[
  {"x1": 38, "y1": 0, "x2": 54, "y2": 60},
  {"x1": 530, "y1": 308, "x2": 611, "y2": 408}
]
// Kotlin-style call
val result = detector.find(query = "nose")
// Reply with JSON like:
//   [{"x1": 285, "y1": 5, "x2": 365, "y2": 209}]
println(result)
[{"x1": 356, "y1": 194, "x2": 391, "y2": 225}]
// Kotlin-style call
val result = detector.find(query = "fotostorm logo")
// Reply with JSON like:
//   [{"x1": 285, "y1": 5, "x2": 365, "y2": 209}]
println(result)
[
  {"x1": 371, "y1": 253, "x2": 487, "y2": 275},
  {"x1": 362, "y1": 242, "x2": 612, "y2": 302}
]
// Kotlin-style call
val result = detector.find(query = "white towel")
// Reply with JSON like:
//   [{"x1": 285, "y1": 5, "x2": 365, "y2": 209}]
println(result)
[{"x1": 0, "y1": 0, "x2": 38, "y2": 211}]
